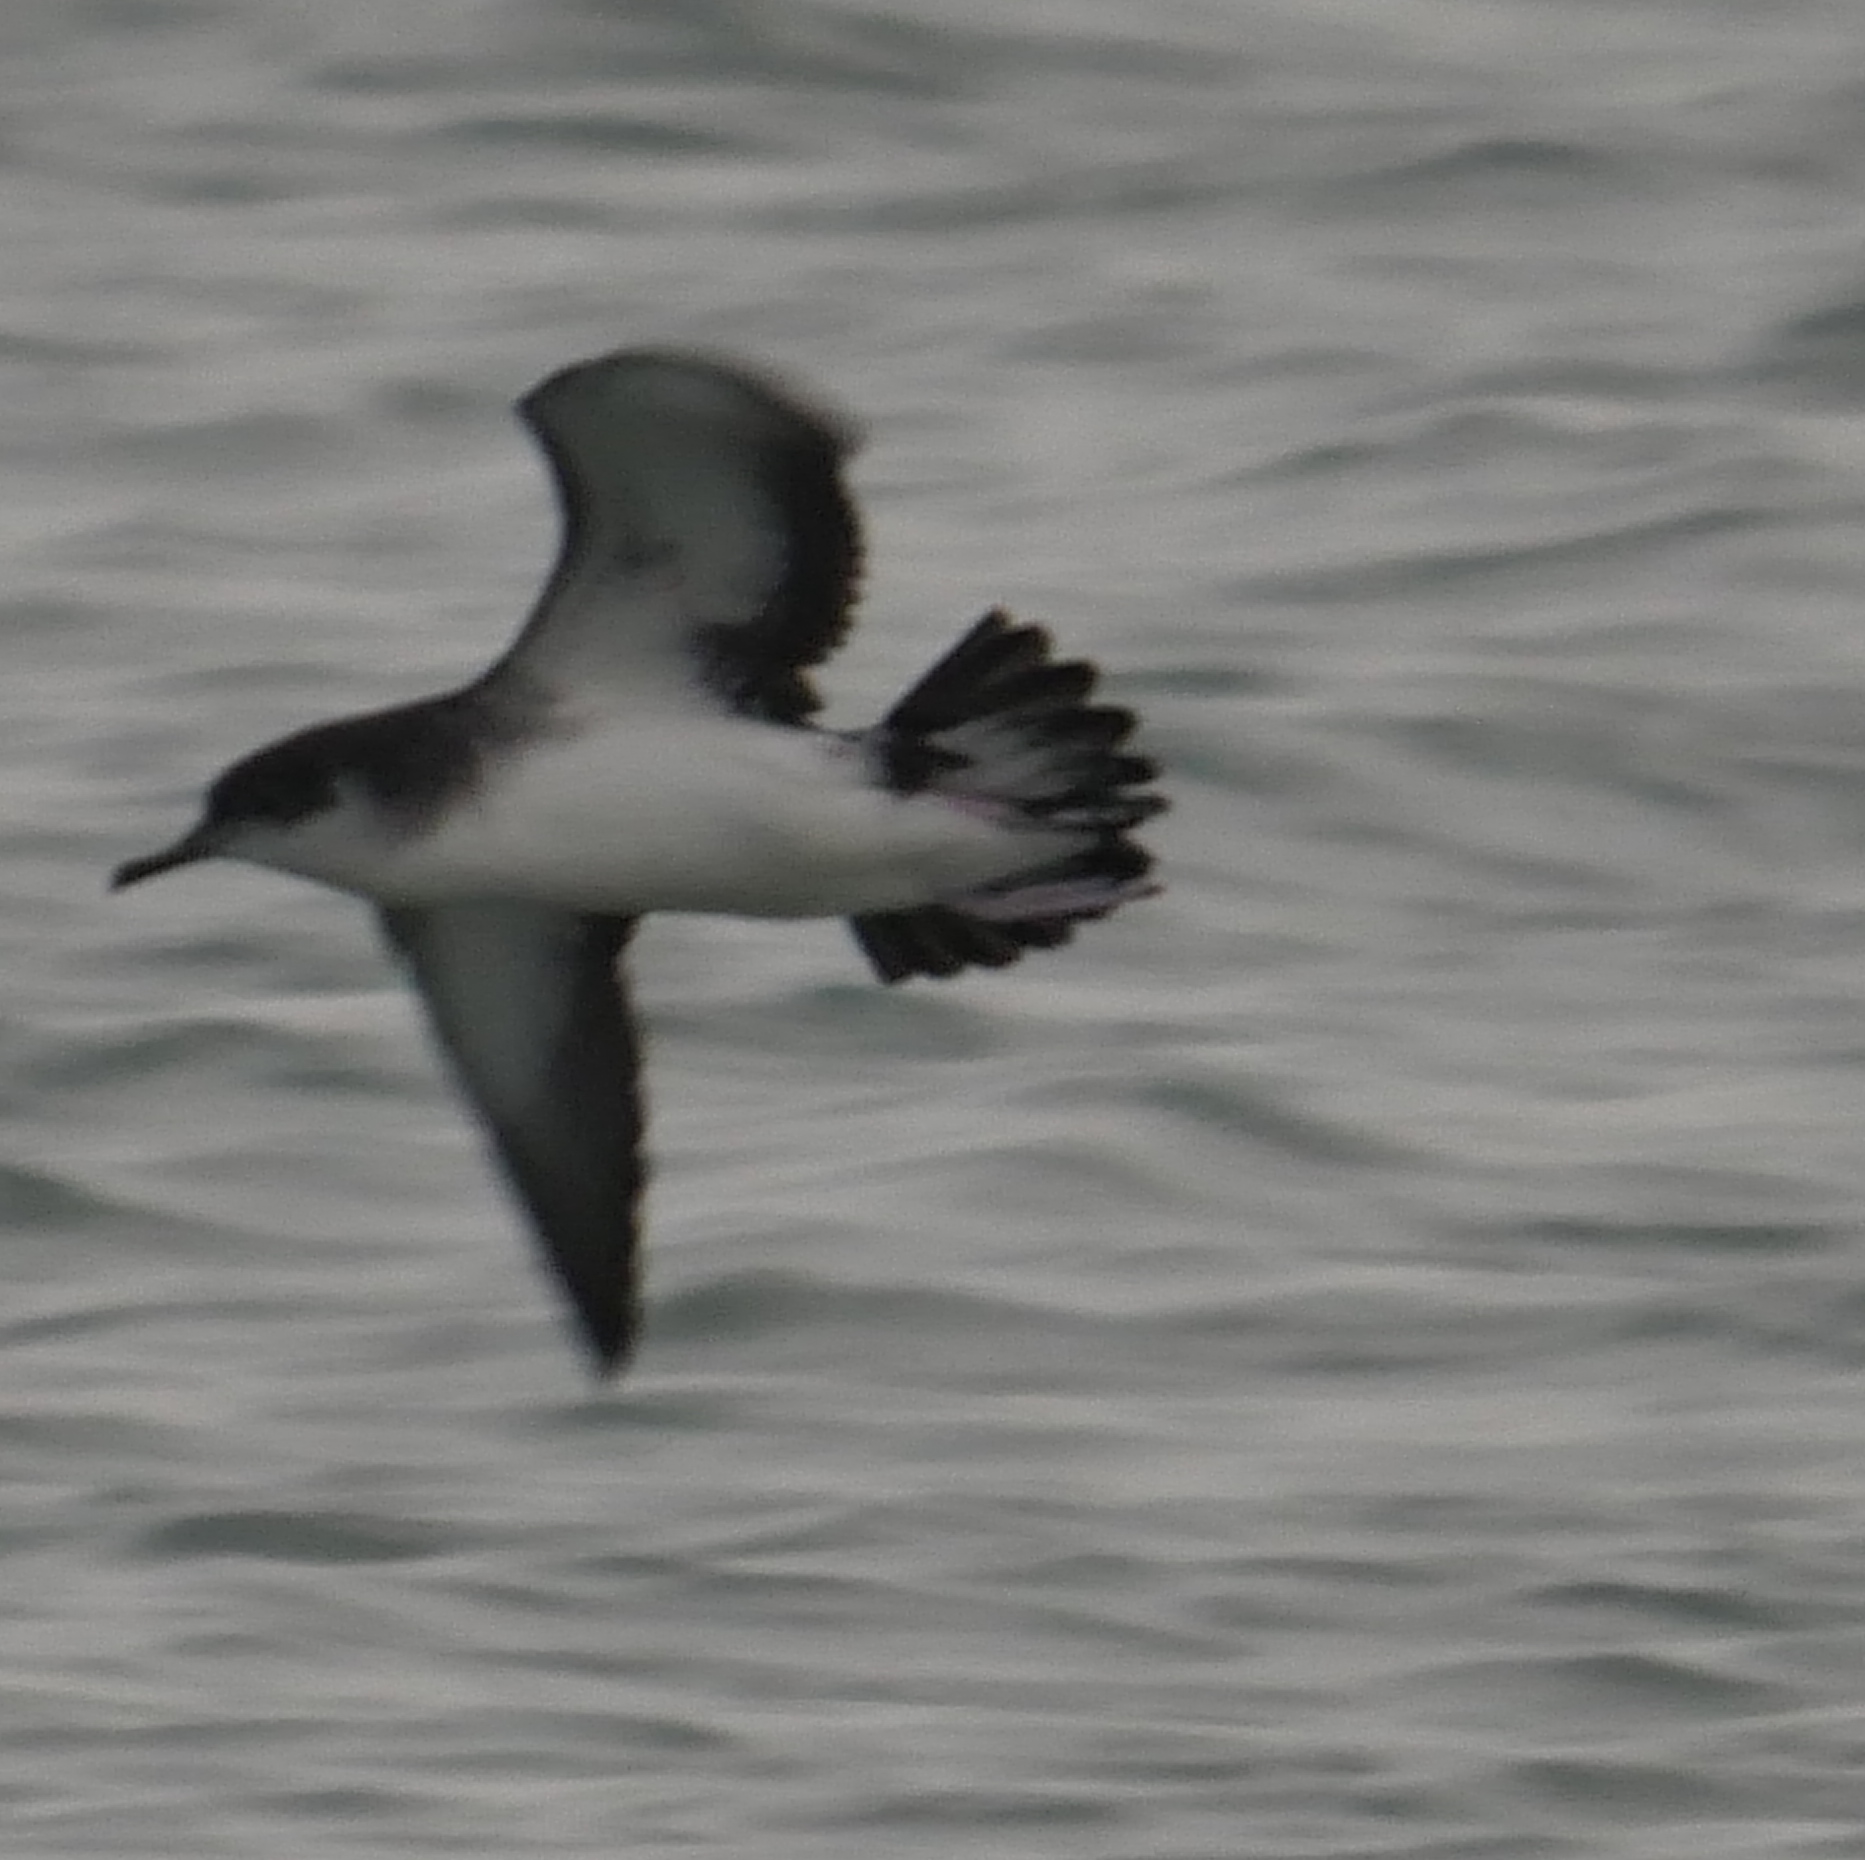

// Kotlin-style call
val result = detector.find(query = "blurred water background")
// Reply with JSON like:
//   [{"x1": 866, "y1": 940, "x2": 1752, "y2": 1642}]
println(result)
[{"x1": 11, "y1": 0, "x2": 1865, "y2": 1853}]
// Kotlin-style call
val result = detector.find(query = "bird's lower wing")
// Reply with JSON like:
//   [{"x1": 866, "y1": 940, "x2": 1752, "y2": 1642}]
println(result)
[{"x1": 377, "y1": 901, "x2": 644, "y2": 1376}]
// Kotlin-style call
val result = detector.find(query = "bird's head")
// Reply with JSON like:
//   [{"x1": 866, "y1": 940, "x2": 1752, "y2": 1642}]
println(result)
[{"x1": 111, "y1": 733, "x2": 343, "y2": 891}]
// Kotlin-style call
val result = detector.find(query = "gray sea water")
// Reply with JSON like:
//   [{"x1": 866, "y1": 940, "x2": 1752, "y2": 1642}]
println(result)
[{"x1": 13, "y1": 0, "x2": 1865, "y2": 1853}]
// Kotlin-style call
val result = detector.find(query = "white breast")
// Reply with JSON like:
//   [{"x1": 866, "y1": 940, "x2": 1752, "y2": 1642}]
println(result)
[{"x1": 317, "y1": 719, "x2": 1028, "y2": 918}]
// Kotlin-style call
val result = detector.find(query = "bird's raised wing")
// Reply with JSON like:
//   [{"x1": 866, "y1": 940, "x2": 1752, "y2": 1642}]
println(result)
[
  {"x1": 378, "y1": 901, "x2": 645, "y2": 1375},
  {"x1": 491, "y1": 348, "x2": 863, "y2": 725}
]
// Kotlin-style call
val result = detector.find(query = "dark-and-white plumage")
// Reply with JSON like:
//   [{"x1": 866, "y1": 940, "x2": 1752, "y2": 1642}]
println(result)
[{"x1": 114, "y1": 350, "x2": 1165, "y2": 1376}]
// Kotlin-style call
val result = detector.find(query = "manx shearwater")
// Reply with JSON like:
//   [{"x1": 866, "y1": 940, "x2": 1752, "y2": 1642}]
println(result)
[{"x1": 113, "y1": 349, "x2": 1166, "y2": 1376}]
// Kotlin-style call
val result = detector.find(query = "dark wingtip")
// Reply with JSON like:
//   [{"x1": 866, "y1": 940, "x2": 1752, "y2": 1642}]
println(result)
[
  {"x1": 576, "y1": 1307, "x2": 638, "y2": 1383},
  {"x1": 519, "y1": 346, "x2": 864, "y2": 458}
]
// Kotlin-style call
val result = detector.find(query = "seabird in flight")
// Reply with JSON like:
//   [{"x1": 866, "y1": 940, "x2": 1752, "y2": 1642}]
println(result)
[{"x1": 113, "y1": 349, "x2": 1166, "y2": 1375}]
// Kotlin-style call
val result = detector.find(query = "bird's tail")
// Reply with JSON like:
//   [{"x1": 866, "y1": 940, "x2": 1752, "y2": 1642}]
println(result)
[{"x1": 849, "y1": 609, "x2": 1166, "y2": 983}]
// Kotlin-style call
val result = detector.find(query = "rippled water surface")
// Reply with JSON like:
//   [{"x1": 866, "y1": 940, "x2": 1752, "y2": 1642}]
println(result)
[{"x1": 14, "y1": 1, "x2": 1865, "y2": 1853}]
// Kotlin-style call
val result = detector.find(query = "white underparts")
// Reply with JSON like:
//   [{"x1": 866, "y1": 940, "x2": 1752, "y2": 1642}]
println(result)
[{"x1": 233, "y1": 719, "x2": 1074, "y2": 919}]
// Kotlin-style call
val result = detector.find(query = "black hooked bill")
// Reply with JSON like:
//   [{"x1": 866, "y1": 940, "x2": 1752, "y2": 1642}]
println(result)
[{"x1": 111, "y1": 824, "x2": 216, "y2": 891}]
